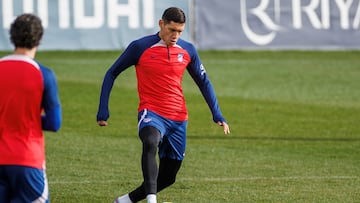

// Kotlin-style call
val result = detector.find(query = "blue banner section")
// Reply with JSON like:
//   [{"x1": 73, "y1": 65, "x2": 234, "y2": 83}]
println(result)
[
  {"x1": 0, "y1": 0, "x2": 190, "y2": 50},
  {"x1": 194, "y1": 0, "x2": 360, "y2": 50}
]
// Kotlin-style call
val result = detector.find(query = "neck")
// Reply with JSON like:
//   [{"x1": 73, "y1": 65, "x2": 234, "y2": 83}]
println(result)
[
  {"x1": 158, "y1": 32, "x2": 164, "y2": 41},
  {"x1": 14, "y1": 47, "x2": 37, "y2": 59}
]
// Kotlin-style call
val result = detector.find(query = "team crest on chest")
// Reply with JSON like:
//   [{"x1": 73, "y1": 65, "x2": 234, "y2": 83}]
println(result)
[{"x1": 177, "y1": 53, "x2": 184, "y2": 62}]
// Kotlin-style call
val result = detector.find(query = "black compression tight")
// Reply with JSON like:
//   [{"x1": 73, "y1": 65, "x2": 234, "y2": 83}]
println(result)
[
  {"x1": 140, "y1": 126, "x2": 160, "y2": 196},
  {"x1": 128, "y1": 126, "x2": 182, "y2": 202}
]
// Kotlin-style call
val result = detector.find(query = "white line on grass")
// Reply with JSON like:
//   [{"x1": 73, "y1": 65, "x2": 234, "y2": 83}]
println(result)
[
  {"x1": 179, "y1": 176, "x2": 359, "y2": 182},
  {"x1": 49, "y1": 176, "x2": 359, "y2": 185}
]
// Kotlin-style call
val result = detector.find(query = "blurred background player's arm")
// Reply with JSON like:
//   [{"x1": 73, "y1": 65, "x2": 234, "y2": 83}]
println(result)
[{"x1": 41, "y1": 66, "x2": 62, "y2": 132}]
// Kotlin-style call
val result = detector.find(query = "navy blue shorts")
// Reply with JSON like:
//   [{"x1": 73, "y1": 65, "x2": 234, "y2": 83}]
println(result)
[
  {"x1": 0, "y1": 165, "x2": 49, "y2": 203},
  {"x1": 138, "y1": 109, "x2": 188, "y2": 160}
]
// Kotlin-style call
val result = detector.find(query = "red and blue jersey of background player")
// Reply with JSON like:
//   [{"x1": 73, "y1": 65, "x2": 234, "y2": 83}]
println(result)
[
  {"x1": 0, "y1": 55, "x2": 61, "y2": 169},
  {"x1": 97, "y1": 33, "x2": 225, "y2": 123}
]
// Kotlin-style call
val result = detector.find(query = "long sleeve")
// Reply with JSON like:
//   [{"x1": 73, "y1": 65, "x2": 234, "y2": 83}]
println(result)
[
  {"x1": 184, "y1": 43, "x2": 226, "y2": 123},
  {"x1": 40, "y1": 65, "x2": 62, "y2": 132},
  {"x1": 96, "y1": 41, "x2": 141, "y2": 121}
]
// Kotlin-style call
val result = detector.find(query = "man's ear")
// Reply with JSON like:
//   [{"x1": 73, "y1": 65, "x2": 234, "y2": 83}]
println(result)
[{"x1": 159, "y1": 19, "x2": 164, "y2": 28}]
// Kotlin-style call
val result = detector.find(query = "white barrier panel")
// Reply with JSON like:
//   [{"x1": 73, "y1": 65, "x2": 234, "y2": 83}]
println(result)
[
  {"x1": 0, "y1": 0, "x2": 190, "y2": 50},
  {"x1": 194, "y1": 0, "x2": 360, "y2": 50}
]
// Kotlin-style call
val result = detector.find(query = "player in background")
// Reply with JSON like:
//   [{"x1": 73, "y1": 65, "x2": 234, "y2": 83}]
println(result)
[
  {"x1": 0, "y1": 14, "x2": 62, "y2": 203},
  {"x1": 97, "y1": 7, "x2": 230, "y2": 203}
]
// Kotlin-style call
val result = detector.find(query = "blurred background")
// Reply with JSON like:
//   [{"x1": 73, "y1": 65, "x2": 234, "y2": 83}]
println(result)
[{"x1": 1, "y1": 0, "x2": 360, "y2": 51}]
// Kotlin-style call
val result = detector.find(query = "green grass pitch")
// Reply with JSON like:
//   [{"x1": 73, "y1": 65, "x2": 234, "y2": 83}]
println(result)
[{"x1": 2, "y1": 50, "x2": 359, "y2": 202}]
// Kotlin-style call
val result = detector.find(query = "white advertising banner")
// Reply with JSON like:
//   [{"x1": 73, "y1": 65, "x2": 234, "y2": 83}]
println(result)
[
  {"x1": 0, "y1": 0, "x2": 190, "y2": 50},
  {"x1": 2, "y1": 0, "x2": 359, "y2": 50},
  {"x1": 194, "y1": 0, "x2": 360, "y2": 50}
]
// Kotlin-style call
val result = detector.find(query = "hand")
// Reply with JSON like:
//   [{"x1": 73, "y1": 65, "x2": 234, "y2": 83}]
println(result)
[
  {"x1": 217, "y1": 121, "x2": 230, "y2": 134},
  {"x1": 97, "y1": 120, "x2": 108, "y2": 126}
]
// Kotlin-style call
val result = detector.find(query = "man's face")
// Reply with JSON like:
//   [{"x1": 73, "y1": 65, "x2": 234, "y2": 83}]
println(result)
[{"x1": 159, "y1": 20, "x2": 185, "y2": 46}]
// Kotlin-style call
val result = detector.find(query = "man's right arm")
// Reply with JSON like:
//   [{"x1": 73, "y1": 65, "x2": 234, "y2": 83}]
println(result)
[{"x1": 96, "y1": 41, "x2": 141, "y2": 123}]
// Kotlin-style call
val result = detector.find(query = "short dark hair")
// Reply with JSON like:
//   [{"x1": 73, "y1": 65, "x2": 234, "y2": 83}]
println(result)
[
  {"x1": 162, "y1": 7, "x2": 186, "y2": 24},
  {"x1": 10, "y1": 13, "x2": 43, "y2": 49}
]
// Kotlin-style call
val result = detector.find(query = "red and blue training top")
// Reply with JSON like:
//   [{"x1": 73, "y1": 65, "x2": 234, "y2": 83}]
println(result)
[
  {"x1": 0, "y1": 55, "x2": 62, "y2": 169},
  {"x1": 97, "y1": 33, "x2": 225, "y2": 123}
]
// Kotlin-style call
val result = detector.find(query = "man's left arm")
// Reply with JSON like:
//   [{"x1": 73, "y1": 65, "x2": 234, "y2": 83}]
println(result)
[
  {"x1": 40, "y1": 66, "x2": 62, "y2": 132},
  {"x1": 186, "y1": 46, "x2": 230, "y2": 134}
]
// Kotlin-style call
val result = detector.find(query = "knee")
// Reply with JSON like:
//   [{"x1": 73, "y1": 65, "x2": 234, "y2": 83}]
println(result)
[
  {"x1": 157, "y1": 174, "x2": 176, "y2": 190},
  {"x1": 166, "y1": 176, "x2": 176, "y2": 186},
  {"x1": 157, "y1": 159, "x2": 182, "y2": 191},
  {"x1": 139, "y1": 126, "x2": 160, "y2": 151}
]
